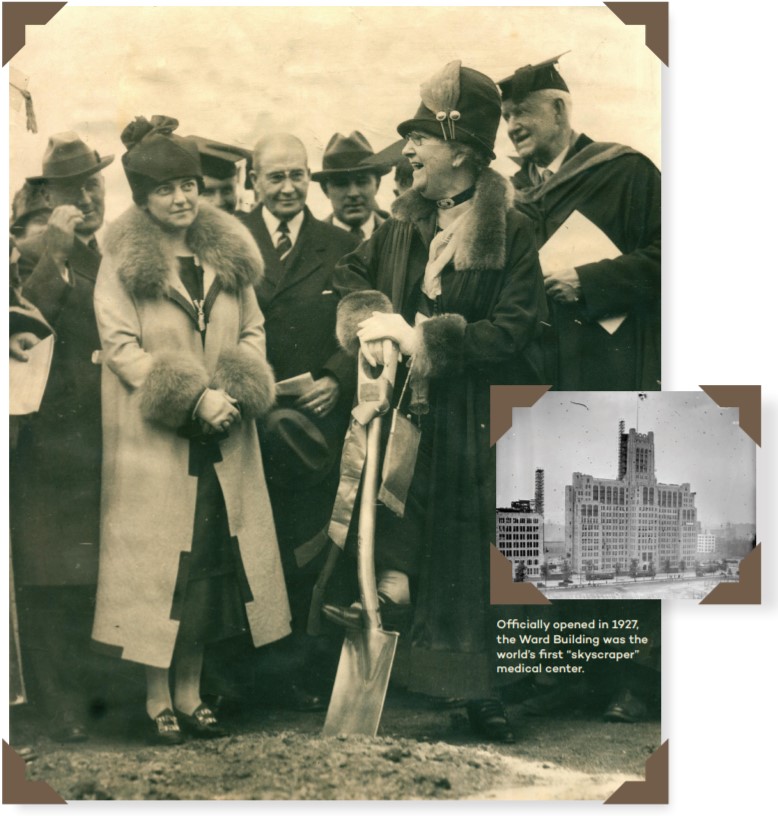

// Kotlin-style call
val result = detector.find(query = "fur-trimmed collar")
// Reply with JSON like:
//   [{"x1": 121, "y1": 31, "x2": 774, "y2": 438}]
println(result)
[
  {"x1": 105, "y1": 201, "x2": 264, "y2": 299},
  {"x1": 390, "y1": 167, "x2": 513, "y2": 271}
]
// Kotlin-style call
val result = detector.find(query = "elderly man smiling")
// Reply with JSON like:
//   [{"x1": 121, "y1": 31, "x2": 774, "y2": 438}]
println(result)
[{"x1": 499, "y1": 54, "x2": 661, "y2": 391}]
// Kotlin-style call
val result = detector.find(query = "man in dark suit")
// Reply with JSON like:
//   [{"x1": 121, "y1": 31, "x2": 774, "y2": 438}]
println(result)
[
  {"x1": 11, "y1": 132, "x2": 113, "y2": 742},
  {"x1": 238, "y1": 133, "x2": 359, "y2": 708}
]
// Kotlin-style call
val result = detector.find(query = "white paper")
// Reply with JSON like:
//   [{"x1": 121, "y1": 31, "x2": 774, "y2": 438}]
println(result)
[
  {"x1": 9, "y1": 335, "x2": 55, "y2": 415},
  {"x1": 539, "y1": 210, "x2": 627, "y2": 334},
  {"x1": 276, "y1": 372, "x2": 315, "y2": 397}
]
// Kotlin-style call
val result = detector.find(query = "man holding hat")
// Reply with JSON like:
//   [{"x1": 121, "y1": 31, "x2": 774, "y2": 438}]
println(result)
[
  {"x1": 10, "y1": 132, "x2": 113, "y2": 742},
  {"x1": 238, "y1": 133, "x2": 359, "y2": 709},
  {"x1": 498, "y1": 55, "x2": 661, "y2": 391},
  {"x1": 312, "y1": 131, "x2": 390, "y2": 240},
  {"x1": 326, "y1": 61, "x2": 546, "y2": 742},
  {"x1": 186, "y1": 134, "x2": 252, "y2": 215}
]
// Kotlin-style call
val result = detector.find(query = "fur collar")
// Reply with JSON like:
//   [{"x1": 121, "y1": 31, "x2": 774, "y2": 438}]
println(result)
[
  {"x1": 105, "y1": 201, "x2": 264, "y2": 299},
  {"x1": 390, "y1": 167, "x2": 513, "y2": 271}
]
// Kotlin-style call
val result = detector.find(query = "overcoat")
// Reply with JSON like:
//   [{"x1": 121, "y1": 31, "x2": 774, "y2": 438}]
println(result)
[
  {"x1": 512, "y1": 133, "x2": 661, "y2": 390},
  {"x1": 333, "y1": 168, "x2": 547, "y2": 698},
  {"x1": 238, "y1": 206, "x2": 358, "y2": 565},
  {"x1": 91, "y1": 202, "x2": 291, "y2": 669},
  {"x1": 11, "y1": 237, "x2": 103, "y2": 586}
]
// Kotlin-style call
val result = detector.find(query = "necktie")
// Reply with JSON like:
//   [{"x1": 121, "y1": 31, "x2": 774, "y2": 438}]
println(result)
[
  {"x1": 87, "y1": 237, "x2": 99, "y2": 253},
  {"x1": 350, "y1": 225, "x2": 365, "y2": 241},
  {"x1": 541, "y1": 168, "x2": 554, "y2": 183},
  {"x1": 276, "y1": 221, "x2": 292, "y2": 257}
]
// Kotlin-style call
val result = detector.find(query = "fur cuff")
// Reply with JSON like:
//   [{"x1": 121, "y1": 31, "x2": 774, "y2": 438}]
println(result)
[
  {"x1": 336, "y1": 290, "x2": 393, "y2": 356},
  {"x1": 140, "y1": 352, "x2": 209, "y2": 429},
  {"x1": 212, "y1": 348, "x2": 276, "y2": 419},
  {"x1": 413, "y1": 314, "x2": 467, "y2": 379}
]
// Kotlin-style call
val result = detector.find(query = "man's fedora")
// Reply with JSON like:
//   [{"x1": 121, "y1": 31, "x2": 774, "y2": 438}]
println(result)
[
  {"x1": 260, "y1": 407, "x2": 337, "y2": 489},
  {"x1": 311, "y1": 131, "x2": 391, "y2": 182},
  {"x1": 26, "y1": 132, "x2": 114, "y2": 183}
]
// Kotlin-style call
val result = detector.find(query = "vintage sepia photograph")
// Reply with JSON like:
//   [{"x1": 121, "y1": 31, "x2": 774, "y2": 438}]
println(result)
[
  {"x1": 496, "y1": 391, "x2": 757, "y2": 600},
  {"x1": 6, "y1": 3, "x2": 662, "y2": 802}
]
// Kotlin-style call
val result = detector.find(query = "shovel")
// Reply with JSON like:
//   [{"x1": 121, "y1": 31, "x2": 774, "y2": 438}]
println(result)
[{"x1": 322, "y1": 341, "x2": 399, "y2": 737}]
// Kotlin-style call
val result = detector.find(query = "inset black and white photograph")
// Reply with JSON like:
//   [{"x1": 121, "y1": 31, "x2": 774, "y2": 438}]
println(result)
[{"x1": 497, "y1": 391, "x2": 757, "y2": 600}]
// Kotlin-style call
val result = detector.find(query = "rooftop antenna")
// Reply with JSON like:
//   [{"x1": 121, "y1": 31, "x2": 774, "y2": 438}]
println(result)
[{"x1": 637, "y1": 392, "x2": 647, "y2": 431}]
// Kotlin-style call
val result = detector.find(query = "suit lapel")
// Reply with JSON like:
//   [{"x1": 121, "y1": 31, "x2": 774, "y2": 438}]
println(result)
[
  {"x1": 240, "y1": 206, "x2": 286, "y2": 301},
  {"x1": 272, "y1": 209, "x2": 325, "y2": 298},
  {"x1": 70, "y1": 238, "x2": 102, "y2": 282}
]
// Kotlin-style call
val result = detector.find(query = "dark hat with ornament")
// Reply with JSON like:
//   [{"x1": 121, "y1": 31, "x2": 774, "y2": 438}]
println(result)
[
  {"x1": 311, "y1": 131, "x2": 391, "y2": 182},
  {"x1": 497, "y1": 52, "x2": 570, "y2": 104},
  {"x1": 397, "y1": 60, "x2": 502, "y2": 160},
  {"x1": 120, "y1": 115, "x2": 203, "y2": 204},
  {"x1": 26, "y1": 131, "x2": 114, "y2": 183}
]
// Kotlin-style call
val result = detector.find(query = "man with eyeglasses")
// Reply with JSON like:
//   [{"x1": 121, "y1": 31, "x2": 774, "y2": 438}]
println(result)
[
  {"x1": 11, "y1": 132, "x2": 113, "y2": 742},
  {"x1": 498, "y1": 55, "x2": 661, "y2": 391},
  {"x1": 236, "y1": 133, "x2": 359, "y2": 712}
]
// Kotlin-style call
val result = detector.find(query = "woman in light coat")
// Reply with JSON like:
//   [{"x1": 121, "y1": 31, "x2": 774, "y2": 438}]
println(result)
[{"x1": 92, "y1": 116, "x2": 290, "y2": 743}]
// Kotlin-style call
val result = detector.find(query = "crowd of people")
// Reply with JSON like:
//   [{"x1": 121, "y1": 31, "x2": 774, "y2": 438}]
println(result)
[{"x1": 9, "y1": 55, "x2": 661, "y2": 747}]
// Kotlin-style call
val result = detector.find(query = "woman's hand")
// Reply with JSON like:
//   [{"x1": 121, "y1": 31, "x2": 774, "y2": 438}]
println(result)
[
  {"x1": 357, "y1": 312, "x2": 417, "y2": 366},
  {"x1": 194, "y1": 388, "x2": 241, "y2": 433}
]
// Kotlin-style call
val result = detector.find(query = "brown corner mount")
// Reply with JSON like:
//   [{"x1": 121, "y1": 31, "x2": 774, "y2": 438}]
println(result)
[
  {"x1": 700, "y1": 385, "x2": 761, "y2": 446},
  {"x1": 490, "y1": 385, "x2": 551, "y2": 446},
  {"x1": 605, "y1": 739, "x2": 669, "y2": 804},
  {"x1": 605, "y1": 2, "x2": 669, "y2": 66},
  {"x1": 3, "y1": 2, "x2": 67, "y2": 65},
  {"x1": 700, "y1": 544, "x2": 761, "y2": 605},
  {"x1": 2, "y1": 741, "x2": 66, "y2": 804},
  {"x1": 490, "y1": 545, "x2": 552, "y2": 605}
]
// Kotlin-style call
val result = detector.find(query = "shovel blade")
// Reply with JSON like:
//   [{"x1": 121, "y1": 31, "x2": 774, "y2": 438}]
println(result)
[{"x1": 322, "y1": 627, "x2": 399, "y2": 737}]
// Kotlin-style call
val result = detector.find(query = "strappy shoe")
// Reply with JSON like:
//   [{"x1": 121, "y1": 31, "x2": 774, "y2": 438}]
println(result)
[
  {"x1": 176, "y1": 704, "x2": 227, "y2": 739},
  {"x1": 148, "y1": 708, "x2": 184, "y2": 746}
]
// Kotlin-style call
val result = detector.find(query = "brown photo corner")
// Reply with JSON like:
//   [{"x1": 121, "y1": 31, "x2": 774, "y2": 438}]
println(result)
[{"x1": 4, "y1": 0, "x2": 672, "y2": 806}]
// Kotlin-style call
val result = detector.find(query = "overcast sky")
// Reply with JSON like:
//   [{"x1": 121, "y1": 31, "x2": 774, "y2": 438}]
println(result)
[
  {"x1": 9, "y1": 3, "x2": 660, "y2": 220},
  {"x1": 496, "y1": 392, "x2": 756, "y2": 528}
]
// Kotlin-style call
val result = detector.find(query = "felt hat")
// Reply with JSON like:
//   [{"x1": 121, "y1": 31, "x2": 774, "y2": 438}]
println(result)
[
  {"x1": 260, "y1": 407, "x2": 337, "y2": 489},
  {"x1": 497, "y1": 52, "x2": 570, "y2": 104},
  {"x1": 185, "y1": 134, "x2": 253, "y2": 181},
  {"x1": 10, "y1": 183, "x2": 52, "y2": 236},
  {"x1": 26, "y1": 132, "x2": 113, "y2": 183},
  {"x1": 360, "y1": 138, "x2": 406, "y2": 170},
  {"x1": 120, "y1": 115, "x2": 203, "y2": 204},
  {"x1": 397, "y1": 60, "x2": 502, "y2": 160},
  {"x1": 311, "y1": 131, "x2": 391, "y2": 182}
]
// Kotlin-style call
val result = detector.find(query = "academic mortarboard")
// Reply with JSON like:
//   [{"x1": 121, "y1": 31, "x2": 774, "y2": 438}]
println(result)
[
  {"x1": 497, "y1": 52, "x2": 570, "y2": 103},
  {"x1": 186, "y1": 135, "x2": 253, "y2": 180}
]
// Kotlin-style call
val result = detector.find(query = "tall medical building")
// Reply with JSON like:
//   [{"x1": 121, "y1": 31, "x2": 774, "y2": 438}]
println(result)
[{"x1": 566, "y1": 424, "x2": 698, "y2": 574}]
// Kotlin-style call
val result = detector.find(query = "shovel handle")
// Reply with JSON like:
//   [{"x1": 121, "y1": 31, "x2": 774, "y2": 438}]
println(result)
[{"x1": 356, "y1": 340, "x2": 398, "y2": 631}]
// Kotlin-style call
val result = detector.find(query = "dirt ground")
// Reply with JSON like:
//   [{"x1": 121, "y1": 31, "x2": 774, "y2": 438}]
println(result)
[{"x1": 9, "y1": 688, "x2": 660, "y2": 801}]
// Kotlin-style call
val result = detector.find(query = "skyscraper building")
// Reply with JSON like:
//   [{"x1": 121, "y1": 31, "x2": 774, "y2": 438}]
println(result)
[{"x1": 566, "y1": 425, "x2": 698, "y2": 574}]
